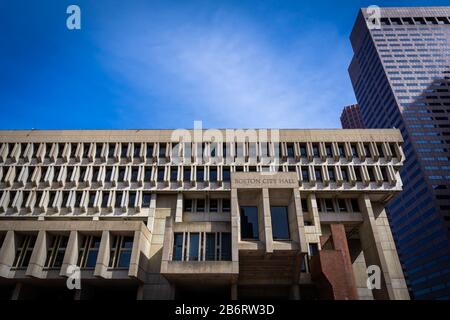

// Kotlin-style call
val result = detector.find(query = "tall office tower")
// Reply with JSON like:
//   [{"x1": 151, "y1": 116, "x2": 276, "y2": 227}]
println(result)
[
  {"x1": 348, "y1": 7, "x2": 450, "y2": 299},
  {"x1": 0, "y1": 129, "x2": 409, "y2": 300},
  {"x1": 341, "y1": 104, "x2": 365, "y2": 129}
]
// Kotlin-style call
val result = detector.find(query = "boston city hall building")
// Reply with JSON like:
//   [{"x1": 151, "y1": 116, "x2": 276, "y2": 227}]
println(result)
[{"x1": 0, "y1": 127, "x2": 410, "y2": 300}]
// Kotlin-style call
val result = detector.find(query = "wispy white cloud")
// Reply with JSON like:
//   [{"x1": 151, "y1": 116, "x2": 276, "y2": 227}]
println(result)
[{"x1": 96, "y1": 6, "x2": 355, "y2": 128}]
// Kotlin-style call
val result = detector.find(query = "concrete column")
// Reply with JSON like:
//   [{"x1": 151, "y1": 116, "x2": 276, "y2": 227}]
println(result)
[
  {"x1": 175, "y1": 193, "x2": 183, "y2": 223},
  {"x1": 261, "y1": 188, "x2": 273, "y2": 253},
  {"x1": 230, "y1": 188, "x2": 240, "y2": 266},
  {"x1": 358, "y1": 195, "x2": 409, "y2": 300},
  {"x1": 0, "y1": 231, "x2": 15, "y2": 278},
  {"x1": 94, "y1": 230, "x2": 111, "y2": 279},
  {"x1": 147, "y1": 193, "x2": 157, "y2": 231},
  {"x1": 26, "y1": 230, "x2": 48, "y2": 278},
  {"x1": 60, "y1": 230, "x2": 79, "y2": 277},
  {"x1": 291, "y1": 189, "x2": 308, "y2": 254}
]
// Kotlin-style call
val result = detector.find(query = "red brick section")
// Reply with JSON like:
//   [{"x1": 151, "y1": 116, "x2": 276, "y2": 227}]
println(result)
[{"x1": 310, "y1": 224, "x2": 358, "y2": 300}]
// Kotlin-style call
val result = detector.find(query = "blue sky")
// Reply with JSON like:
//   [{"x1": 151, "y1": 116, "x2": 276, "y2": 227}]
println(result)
[{"x1": 1, "y1": 0, "x2": 449, "y2": 129}]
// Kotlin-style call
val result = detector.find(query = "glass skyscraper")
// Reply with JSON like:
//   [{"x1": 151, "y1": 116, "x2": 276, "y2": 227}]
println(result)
[{"x1": 348, "y1": 7, "x2": 450, "y2": 299}]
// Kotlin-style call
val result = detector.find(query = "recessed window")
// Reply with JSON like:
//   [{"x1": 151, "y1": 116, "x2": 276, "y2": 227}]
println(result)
[
  {"x1": 45, "y1": 235, "x2": 68, "y2": 269},
  {"x1": 108, "y1": 144, "x2": 115, "y2": 158},
  {"x1": 351, "y1": 199, "x2": 360, "y2": 212},
  {"x1": 140, "y1": 166, "x2": 150, "y2": 182},
  {"x1": 341, "y1": 167, "x2": 349, "y2": 182},
  {"x1": 183, "y1": 199, "x2": 193, "y2": 212},
  {"x1": 157, "y1": 167, "x2": 165, "y2": 182},
  {"x1": 287, "y1": 143, "x2": 294, "y2": 157},
  {"x1": 315, "y1": 167, "x2": 322, "y2": 181},
  {"x1": 338, "y1": 144, "x2": 345, "y2": 157},
  {"x1": 13, "y1": 234, "x2": 36, "y2": 268},
  {"x1": 205, "y1": 233, "x2": 215, "y2": 261},
  {"x1": 210, "y1": 199, "x2": 218, "y2": 212},
  {"x1": 364, "y1": 145, "x2": 371, "y2": 157},
  {"x1": 367, "y1": 166, "x2": 376, "y2": 181},
  {"x1": 75, "y1": 192, "x2": 83, "y2": 207},
  {"x1": 270, "y1": 206, "x2": 290, "y2": 240},
  {"x1": 189, "y1": 233, "x2": 200, "y2": 261},
  {"x1": 325, "y1": 144, "x2": 333, "y2": 157},
  {"x1": 121, "y1": 144, "x2": 128, "y2": 158},
  {"x1": 172, "y1": 233, "x2": 183, "y2": 261},
  {"x1": 301, "y1": 199, "x2": 308, "y2": 212},
  {"x1": 196, "y1": 199, "x2": 205, "y2": 212},
  {"x1": 159, "y1": 143, "x2": 166, "y2": 158},
  {"x1": 105, "y1": 167, "x2": 113, "y2": 182},
  {"x1": 92, "y1": 167, "x2": 100, "y2": 181},
  {"x1": 312, "y1": 144, "x2": 320, "y2": 157},
  {"x1": 223, "y1": 167, "x2": 230, "y2": 182},
  {"x1": 354, "y1": 167, "x2": 362, "y2": 181},
  {"x1": 95, "y1": 143, "x2": 102, "y2": 158},
  {"x1": 128, "y1": 192, "x2": 136, "y2": 207},
  {"x1": 170, "y1": 166, "x2": 178, "y2": 182},
  {"x1": 134, "y1": 144, "x2": 141, "y2": 157},
  {"x1": 83, "y1": 143, "x2": 90, "y2": 158},
  {"x1": 146, "y1": 143, "x2": 154, "y2": 158},
  {"x1": 109, "y1": 235, "x2": 133, "y2": 269},
  {"x1": 240, "y1": 206, "x2": 259, "y2": 240},
  {"x1": 115, "y1": 192, "x2": 123, "y2": 208},
  {"x1": 210, "y1": 143, "x2": 217, "y2": 157},
  {"x1": 325, "y1": 199, "x2": 334, "y2": 212},
  {"x1": 221, "y1": 233, "x2": 231, "y2": 261},
  {"x1": 196, "y1": 167, "x2": 204, "y2": 182},
  {"x1": 328, "y1": 167, "x2": 336, "y2": 182},
  {"x1": 302, "y1": 167, "x2": 310, "y2": 181},
  {"x1": 118, "y1": 167, "x2": 126, "y2": 182},
  {"x1": 300, "y1": 144, "x2": 307, "y2": 157},
  {"x1": 142, "y1": 192, "x2": 151, "y2": 207},
  {"x1": 351, "y1": 144, "x2": 358, "y2": 157},
  {"x1": 338, "y1": 199, "x2": 347, "y2": 212},
  {"x1": 380, "y1": 167, "x2": 389, "y2": 182},
  {"x1": 222, "y1": 199, "x2": 231, "y2": 213},
  {"x1": 183, "y1": 167, "x2": 191, "y2": 182},
  {"x1": 131, "y1": 167, "x2": 139, "y2": 182},
  {"x1": 210, "y1": 167, "x2": 217, "y2": 182},
  {"x1": 101, "y1": 192, "x2": 109, "y2": 208},
  {"x1": 88, "y1": 192, "x2": 96, "y2": 208},
  {"x1": 78, "y1": 235, "x2": 100, "y2": 268}
]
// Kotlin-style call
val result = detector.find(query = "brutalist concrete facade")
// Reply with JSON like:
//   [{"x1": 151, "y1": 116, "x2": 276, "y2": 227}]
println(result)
[{"x1": 0, "y1": 129, "x2": 409, "y2": 300}]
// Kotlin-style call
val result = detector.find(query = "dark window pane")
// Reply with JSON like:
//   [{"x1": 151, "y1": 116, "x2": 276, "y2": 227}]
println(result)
[
  {"x1": 351, "y1": 199, "x2": 360, "y2": 212},
  {"x1": 223, "y1": 167, "x2": 230, "y2": 181},
  {"x1": 270, "y1": 206, "x2": 290, "y2": 240},
  {"x1": 85, "y1": 251, "x2": 98, "y2": 268},
  {"x1": 170, "y1": 167, "x2": 178, "y2": 182},
  {"x1": 196, "y1": 199, "x2": 205, "y2": 212},
  {"x1": 205, "y1": 233, "x2": 215, "y2": 261},
  {"x1": 196, "y1": 167, "x2": 204, "y2": 182},
  {"x1": 189, "y1": 233, "x2": 199, "y2": 261},
  {"x1": 184, "y1": 199, "x2": 192, "y2": 212},
  {"x1": 209, "y1": 199, "x2": 218, "y2": 212},
  {"x1": 210, "y1": 167, "x2": 217, "y2": 182},
  {"x1": 142, "y1": 192, "x2": 151, "y2": 207},
  {"x1": 240, "y1": 206, "x2": 259, "y2": 240},
  {"x1": 118, "y1": 251, "x2": 131, "y2": 268},
  {"x1": 325, "y1": 199, "x2": 334, "y2": 212},
  {"x1": 157, "y1": 167, "x2": 165, "y2": 182},
  {"x1": 183, "y1": 167, "x2": 191, "y2": 182},
  {"x1": 221, "y1": 233, "x2": 231, "y2": 261},
  {"x1": 222, "y1": 199, "x2": 230, "y2": 212},
  {"x1": 173, "y1": 233, "x2": 183, "y2": 261},
  {"x1": 338, "y1": 199, "x2": 347, "y2": 212}
]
